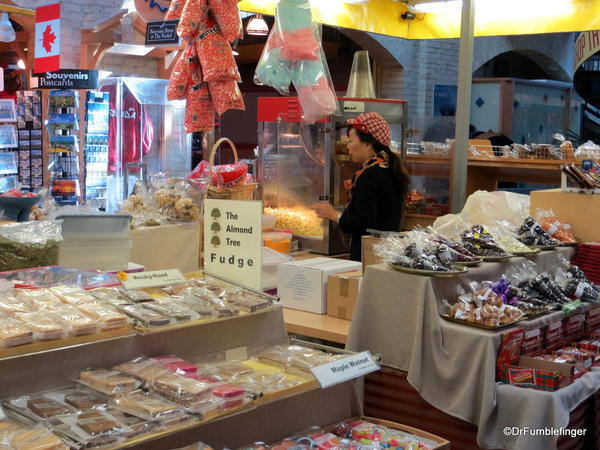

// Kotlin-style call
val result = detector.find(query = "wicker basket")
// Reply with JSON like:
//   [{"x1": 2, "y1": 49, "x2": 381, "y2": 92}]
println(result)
[{"x1": 206, "y1": 137, "x2": 256, "y2": 200}]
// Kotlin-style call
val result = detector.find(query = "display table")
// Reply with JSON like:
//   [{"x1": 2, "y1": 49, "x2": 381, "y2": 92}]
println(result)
[
  {"x1": 283, "y1": 308, "x2": 351, "y2": 344},
  {"x1": 346, "y1": 248, "x2": 600, "y2": 449},
  {"x1": 130, "y1": 223, "x2": 201, "y2": 273}
]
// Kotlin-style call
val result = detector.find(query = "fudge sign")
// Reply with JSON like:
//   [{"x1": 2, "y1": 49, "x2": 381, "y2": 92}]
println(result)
[
  {"x1": 204, "y1": 199, "x2": 263, "y2": 291},
  {"x1": 311, "y1": 351, "x2": 380, "y2": 388}
]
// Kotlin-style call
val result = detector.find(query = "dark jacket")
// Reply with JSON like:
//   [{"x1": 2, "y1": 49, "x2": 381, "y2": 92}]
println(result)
[{"x1": 339, "y1": 165, "x2": 403, "y2": 261}]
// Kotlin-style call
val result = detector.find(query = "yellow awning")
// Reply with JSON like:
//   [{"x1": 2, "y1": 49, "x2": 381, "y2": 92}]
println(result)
[{"x1": 238, "y1": 0, "x2": 600, "y2": 39}]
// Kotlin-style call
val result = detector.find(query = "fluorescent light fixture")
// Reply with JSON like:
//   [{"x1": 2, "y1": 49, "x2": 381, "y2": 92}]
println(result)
[
  {"x1": 0, "y1": 13, "x2": 16, "y2": 43},
  {"x1": 343, "y1": 0, "x2": 369, "y2": 3},
  {"x1": 17, "y1": 59, "x2": 25, "y2": 69},
  {"x1": 412, "y1": 0, "x2": 461, "y2": 13},
  {"x1": 106, "y1": 44, "x2": 155, "y2": 56},
  {"x1": 246, "y1": 14, "x2": 269, "y2": 36}
]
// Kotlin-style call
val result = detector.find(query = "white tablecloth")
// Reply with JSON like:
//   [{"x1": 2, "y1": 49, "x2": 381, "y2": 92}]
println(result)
[{"x1": 346, "y1": 248, "x2": 600, "y2": 449}]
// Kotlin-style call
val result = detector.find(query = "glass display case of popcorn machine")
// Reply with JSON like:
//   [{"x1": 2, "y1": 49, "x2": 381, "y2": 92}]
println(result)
[
  {"x1": 99, "y1": 77, "x2": 190, "y2": 212},
  {"x1": 257, "y1": 97, "x2": 407, "y2": 255}
]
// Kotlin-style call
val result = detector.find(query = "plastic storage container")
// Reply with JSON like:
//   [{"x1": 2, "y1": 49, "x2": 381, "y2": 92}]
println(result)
[
  {"x1": 58, "y1": 239, "x2": 132, "y2": 271},
  {"x1": 56, "y1": 214, "x2": 131, "y2": 242},
  {"x1": 262, "y1": 247, "x2": 292, "y2": 291},
  {"x1": 263, "y1": 231, "x2": 292, "y2": 254}
]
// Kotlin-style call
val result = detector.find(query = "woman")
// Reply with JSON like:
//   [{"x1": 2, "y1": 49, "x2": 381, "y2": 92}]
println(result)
[{"x1": 311, "y1": 112, "x2": 409, "y2": 261}]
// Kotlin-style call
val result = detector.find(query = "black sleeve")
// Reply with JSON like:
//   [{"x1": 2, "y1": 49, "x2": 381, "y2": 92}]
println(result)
[{"x1": 339, "y1": 168, "x2": 380, "y2": 235}]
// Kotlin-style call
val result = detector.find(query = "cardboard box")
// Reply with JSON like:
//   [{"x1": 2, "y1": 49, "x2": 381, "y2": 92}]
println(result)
[
  {"x1": 520, "y1": 327, "x2": 544, "y2": 354},
  {"x1": 530, "y1": 188, "x2": 600, "y2": 241},
  {"x1": 502, "y1": 356, "x2": 574, "y2": 391},
  {"x1": 544, "y1": 319, "x2": 565, "y2": 350},
  {"x1": 563, "y1": 313, "x2": 586, "y2": 341},
  {"x1": 327, "y1": 271, "x2": 362, "y2": 320},
  {"x1": 277, "y1": 257, "x2": 362, "y2": 314},
  {"x1": 586, "y1": 307, "x2": 600, "y2": 334},
  {"x1": 362, "y1": 235, "x2": 383, "y2": 274}
]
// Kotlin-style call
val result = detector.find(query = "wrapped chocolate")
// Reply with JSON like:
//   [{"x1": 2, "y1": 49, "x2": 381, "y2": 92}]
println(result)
[
  {"x1": 517, "y1": 216, "x2": 558, "y2": 246},
  {"x1": 460, "y1": 224, "x2": 508, "y2": 256}
]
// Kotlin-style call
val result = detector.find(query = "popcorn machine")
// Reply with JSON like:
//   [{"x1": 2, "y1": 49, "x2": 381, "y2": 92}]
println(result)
[{"x1": 257, "y1": 97, "x2": 407, "y2": 255}]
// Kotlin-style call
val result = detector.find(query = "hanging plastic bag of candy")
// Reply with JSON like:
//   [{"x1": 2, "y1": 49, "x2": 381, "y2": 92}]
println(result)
[
  {"x1": 254, "y1": 20, "x2": 293, "y2": 95},
  {"x1": 168, "y1": 45, "x2": 195, "y2": 101},
  {"x1": 276, "y1": 0, "x2": 319, "y2": 61},
  {"x1": 166, "y1": 0, "x2": 188, "y2": 21},
  {"x1": 177, "y1": 0, "x2": 209, "y2": 42},
  {"x1": 195, "y1": 17, "x2": 240, "y2": 82},
  {"x1": 293, "y1": 55, "x2": 338, "y2": 123},
  {"x1": 207, "y1": 0, "x2": 243, "y2": 43},
  {"x1": 209, "y1": 79, "x2": 245, "y2": 116},
  {"x1": 184, "y1": 59, "x2": 215, "y2": 133}
]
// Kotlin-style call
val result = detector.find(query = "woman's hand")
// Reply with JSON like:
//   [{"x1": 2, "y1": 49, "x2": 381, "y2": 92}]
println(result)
[{"x1": 310, "y1": 202, "x2": 341, "y2": 222}]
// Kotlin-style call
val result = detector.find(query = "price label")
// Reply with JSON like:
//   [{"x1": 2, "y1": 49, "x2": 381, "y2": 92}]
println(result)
[
  {"x1": 120, "y1": 269, "x2": 186, "y2": 289},
  {"x1": 311, "y1": 351, "x2": 379, "y2": 389}
]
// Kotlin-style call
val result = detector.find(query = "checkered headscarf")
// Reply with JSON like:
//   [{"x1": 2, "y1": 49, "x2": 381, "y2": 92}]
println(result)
[{"x1": 347, "y1": 112, "x2": 391, "y2": 147}]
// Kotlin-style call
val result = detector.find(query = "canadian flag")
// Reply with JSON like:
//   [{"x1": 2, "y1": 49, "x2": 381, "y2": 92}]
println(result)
[{"x1": 34, "y1": 3, "x2": 61, "y2": 73}]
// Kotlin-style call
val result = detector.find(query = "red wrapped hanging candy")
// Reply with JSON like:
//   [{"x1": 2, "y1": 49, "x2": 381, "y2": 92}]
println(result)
[
  {"x1": 177, "y1": 0, "x2": 209, "y2": 42},
  {"x1": 167, "y1": 46, "x2": 195, "y2": 101},
  {"x1": 185, "y1": 59, "x2": 215, "y2": 133},
  {"x1": 195, "y1": 20, "x2": 240, "y2": 82},
  {"x1": 207, "y1": 0, "x2": 243, "y2": 43},
  {"x1": 165, "y1": 0, "x2": 188, "y2": 21},
  {"x1": 209, "y1": 79, "x2": 245, "y2": 115}
]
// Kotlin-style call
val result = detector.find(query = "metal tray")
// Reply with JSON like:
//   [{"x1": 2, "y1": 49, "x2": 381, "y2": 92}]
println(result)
[
  {"x1": 511, "y1": 248, "x2": 541, "y2": 256},
  {"x1": 388, "y1": 263, "x2": 468, "y2": 277},
  {"x1": 481, "y1": 254, "x2": 514, "y2": 262},
  {"x1": 557, "y1": 240, "x2": 581, "y2": 247},
  {"x1": 530, "y1": 244, "x2": 557, "y2": 251},
  {"x1": 453, "y1": 258, "x2": 483, "y2": 267},
  {"x1": 440, "y1": 314, "x2": 522, "y2": 330}
]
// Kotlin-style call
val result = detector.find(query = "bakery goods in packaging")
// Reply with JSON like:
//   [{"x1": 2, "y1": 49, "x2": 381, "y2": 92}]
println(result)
[
  {"x1": 15, "y1": 288, "x2": 63, "y2": 308},
  {"x1": 79, "y1": 369, "x2": 141, "y2": 395},
  {"x1": 27, "y1": 396, "x2": 74, "y2": 419},
  {"x1": 152, "y1": 355, "x2": 198, "y2": 376},
  {"x1": 113, "y1": 357, "x2": 170, "y2": 385},
  {"x1": 8, "y1": 427, "x2": 68, "y2": 450},
  {"x1": 150, "y1": 373, "x2": 215, "y2": 407},
  {"x1": 0, "y1": 292, "x2": 31, "y2": 314},
  {"x1": 48, "y1": 411, "x2": 124, "y2": 448},
  {"x1": 47, "y1": 305, "x2": 98, "y2": 336},
  {"x1": 0, "y1": 318, "x2": 34, "y2": 347},
  {"x1": 107, "y1": 410, "x2": 155, "y2": 438},
  {"x1": 13, "y1": 312, "x2": 66, "y2": 341},
  {"x1": 118, "y1": 287, "x2": 154, "y2": 303},
  {"x1": 199, "y1": 361, "x2": 254, "y2": 380},
  {"x1": 144, "y1": 301, "x2": 198, "y2": 322},
  {"x1": 63, "y1": 390, "x2": 107, "y2": 410},
  {"x1": 49, "y1": 285, "x2": 96, "y2": 305},
  {"x1": 121, "y1": 303, "x2": 172, "y2": 327},
  {"x1": 115, "y1": 390, "x2": 182, "y2": 421},
  {"x1": 76, "y1": 303, "x2": 130, "y2": 331},
  {"x1": 219, "y1": 291, "x2": 272, "y2": 313}
]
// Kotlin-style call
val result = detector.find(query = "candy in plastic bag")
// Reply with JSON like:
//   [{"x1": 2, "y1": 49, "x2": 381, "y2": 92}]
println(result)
[
  {"x1": 254, "y1": 23, "x2": 293, "y2": 95},
  {"x1": 177, "y1": 0, "x2": 209, "y2": 42},
  {"x1": 276, "y1": 0, "x2": 319, "y2": 61},
  {"x1": 196, "y1": 20, "x2": 240, "y2": 82},
  {"x1": 166, "y1": 0, "x2": 188, "y2": 21},
  {"x1": 207, "y1": 0, "x2": 243, "y2": 43},
  {"x1": 209, "y1": 79, "x2": 245, "y2": 116}
]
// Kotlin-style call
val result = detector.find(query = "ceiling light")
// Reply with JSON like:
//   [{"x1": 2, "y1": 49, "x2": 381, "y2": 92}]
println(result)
[
  {"x1": 246, "y1": 14, "x2": 269, "y2": 36},
  {"x1": 0, "y1": 13, "x2": 16, "y2": 43},
  {"x1": 17, "y1": 59, "x2": 25, "y2": 69}
]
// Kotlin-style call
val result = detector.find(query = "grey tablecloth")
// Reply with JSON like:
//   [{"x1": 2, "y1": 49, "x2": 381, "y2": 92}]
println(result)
[{"x1": 346, "y1": 248, "x2": 600, "y2": 449}]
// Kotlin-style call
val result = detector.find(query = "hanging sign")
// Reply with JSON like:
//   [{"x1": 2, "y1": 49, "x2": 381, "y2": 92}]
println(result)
[
  {"x1": 33, "y1": 69, "x2": 99, "y2": 89},
  {"x1": 34, "y1": 3, "x2": 61, "y2": 73},
  {"x1": 204, "y1": 199, "x2": 263, "y2": 292},
  {"x1": 575, "y1": 31, "x2": 600, "y2": 72},
  {"x1": 145, "y1": 20, "x2": 180, "y2": 45},
  {"x1": 120, "y1": 269, "x2": 186, "y2": 289},
  {"x1": 311, "y1": 351, "x2": 379, "y2": 389}
]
